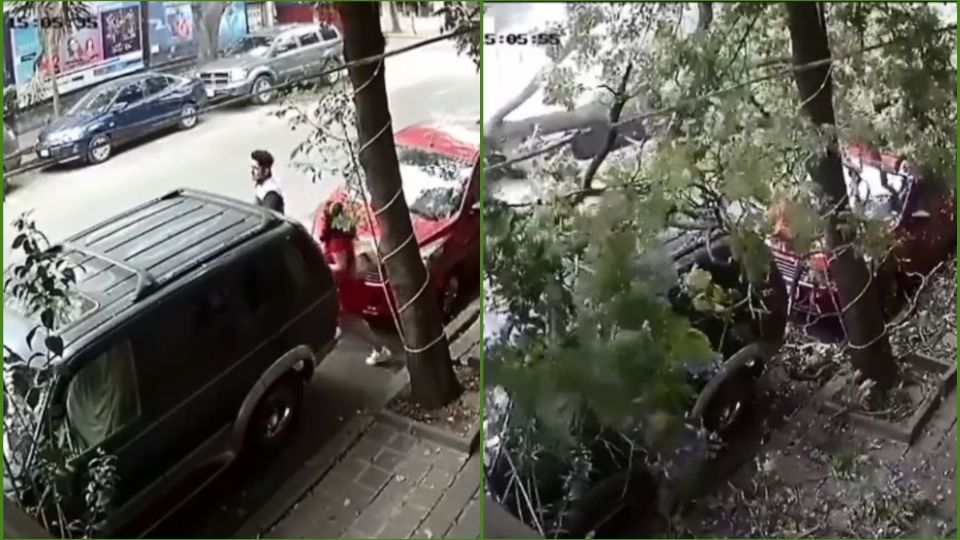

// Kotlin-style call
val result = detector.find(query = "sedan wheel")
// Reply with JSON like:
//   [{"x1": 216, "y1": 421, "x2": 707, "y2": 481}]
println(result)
[
  {"x1": 178, "y1": 103, "x2": 198, "y2": 130},
  {"x1": 87, "y1": 135, "x2": 112, "y2": 164},
  {"x1": 252, "y1": 76, "x2": 274, "y2": 105}
]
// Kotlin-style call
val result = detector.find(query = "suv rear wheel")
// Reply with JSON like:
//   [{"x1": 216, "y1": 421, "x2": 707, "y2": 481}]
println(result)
[{"x1": 247, "y1": 373, "x2": 303, "y2": 452}]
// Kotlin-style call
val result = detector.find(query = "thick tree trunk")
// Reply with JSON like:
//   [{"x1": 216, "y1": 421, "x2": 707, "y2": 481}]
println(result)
[
  {"x1": 697, "y1": 3, "x2": 713, "y2": 32},
  {"x1": 337, "y1": 2, "x2": 461, "y2": 409},
  {"x1": 198, "y1": 2, "x2": 228, "y2": 61},
  {"x1": 387, "y1": 1, "x2": 402, "y2": 33},
  {"x1": 784, "y1": 2, "x2": 898, "y2": 390},
  {"x1": 42, "y1": 32, "x2": 61, "y2": 118}
]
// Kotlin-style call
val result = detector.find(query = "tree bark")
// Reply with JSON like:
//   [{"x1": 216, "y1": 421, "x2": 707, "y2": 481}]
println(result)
[
  {"x1": 784, "y1": 2, "x2": 898, "y2": 390},
  {"x1": 198, "y1": 2, "x2": 228, "y2": 61},
  {"x1": 580, "y1": 62, "x2": 633, "y2": 190},
  {"x1": 337, "y1": 2, "x2": 461, "y2": 409},
  {"x1": 387, "y1": 1, "x2": 402, "y2": 33},
  {"x1": 697, "y1": 3, "x2": 713, "y2": 32}
]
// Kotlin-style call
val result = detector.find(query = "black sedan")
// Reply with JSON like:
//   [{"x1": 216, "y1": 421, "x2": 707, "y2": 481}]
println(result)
[{"x1": 36, "y1": 72, "x2": 208, "y2": 166}]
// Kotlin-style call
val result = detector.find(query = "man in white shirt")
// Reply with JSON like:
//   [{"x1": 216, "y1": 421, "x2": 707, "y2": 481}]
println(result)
[{"x1": 251, "y1": 149, "x2": 285, "y2": 214}]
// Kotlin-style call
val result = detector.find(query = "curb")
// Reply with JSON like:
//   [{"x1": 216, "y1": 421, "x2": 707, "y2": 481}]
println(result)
[{"x1": 375, "y1": 407, "x2": 480, "y2": 455}]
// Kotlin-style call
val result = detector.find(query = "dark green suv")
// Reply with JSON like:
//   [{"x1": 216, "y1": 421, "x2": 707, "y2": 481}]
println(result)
[{"x1": 3, "y1": 189, "x2": 340, "y2": 537}]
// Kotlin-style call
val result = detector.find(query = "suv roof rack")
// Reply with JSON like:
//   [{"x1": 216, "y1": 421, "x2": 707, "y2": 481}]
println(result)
[
  {"x1": 64, "y1": 189, "x2": 280, "y2": 303},
  {"x1": 60, "y1": 241, "x2": 158, "y2": 300}
]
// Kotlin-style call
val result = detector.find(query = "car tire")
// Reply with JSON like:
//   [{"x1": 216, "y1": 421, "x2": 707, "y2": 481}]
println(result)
[
  {"x1": 86, "y1": 134, "x2": 113, "y2": 165},
  {"x1": 322, "y1": 55, "x2": 346, "y2": 85},
  {"x1": 178, "y1": 102, "x2": 199, "y2": 130},
  {"x1": 691, "y1": 343, "x2": 765, "y2": 438},
  {"x1": 251, "y1": 75, "x2": 274, "y2": 105},
  {"x1": 246, "y1": 373, "x2": 304, "y2": 453}
]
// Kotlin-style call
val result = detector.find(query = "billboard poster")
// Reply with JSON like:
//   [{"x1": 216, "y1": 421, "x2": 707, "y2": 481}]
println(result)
[
  {"x1": 147, "y1": 1, "x2": 199, "y2": 66},
  {"x1": 3, "y1": 23, "x2": 14, "y2": 88},
  {"x1": 219, "y1": 2, "x2": 249, "y2": 50},
  {"x1": 8, "y1": 1, "x2": 145, "y2": 108}
]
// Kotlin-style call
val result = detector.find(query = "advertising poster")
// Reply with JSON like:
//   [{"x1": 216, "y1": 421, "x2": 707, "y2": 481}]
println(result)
[
  {"x1": 8, "y1": 1, "x2": 145, "y2": 108},
  {"x1": 4, "y1": 23, "x2": 15, "y2": 88},
  {"x1": 101, "y1": 3, "x2": 142, "y2": 58},
  {"x1": 219, "y1": 2, "x2": 249, "y2": 50},
  {"x1": 147, "y1": 1, "x2": 199, "y2": 66}
]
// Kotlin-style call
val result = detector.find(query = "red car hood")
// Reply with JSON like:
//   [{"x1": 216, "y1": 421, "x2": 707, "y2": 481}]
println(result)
[{"x1": 314, "y1": 187, "x2": 452, "y2": 246}]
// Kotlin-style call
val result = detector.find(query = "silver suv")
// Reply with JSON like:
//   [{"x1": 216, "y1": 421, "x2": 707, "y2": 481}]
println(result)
[{"x1": 196, "y1": 23, "x2": 343, "y2": 106}]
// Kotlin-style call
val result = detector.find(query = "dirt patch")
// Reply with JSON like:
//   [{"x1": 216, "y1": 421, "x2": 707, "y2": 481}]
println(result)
[
  {"x1": 626, "y1": 260, "x2": 958, "y2": 539},
  {"x1": 387, "y1": 363, "x2": 479, "y2": 437}
]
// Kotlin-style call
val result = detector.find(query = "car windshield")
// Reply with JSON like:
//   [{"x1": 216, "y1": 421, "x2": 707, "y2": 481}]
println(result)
[
  {"x1": 69, "y1": 86, "x2": 120, "y2": 115},
  {"x1": 399, "y1": 147, "x2": 471, "y2": 220},
  {"x1": 223, "y1": 36, "x2": 273, "y2": 57}
]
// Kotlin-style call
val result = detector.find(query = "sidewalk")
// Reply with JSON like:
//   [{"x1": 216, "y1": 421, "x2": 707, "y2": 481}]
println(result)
[
  {"x1": 382, "y1": 14, "x2": 445, "y2": 40},
  {"x1": 253, "y1": 304, "x2": 482, "y2": 539}
]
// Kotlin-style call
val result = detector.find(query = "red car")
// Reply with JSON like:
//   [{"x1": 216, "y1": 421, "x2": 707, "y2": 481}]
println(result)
[
  {"x1": 769, "y1": 144, "x2": 956, "y2": 323},
  {"x1": 313, "y1": 123, "x2": 481, "y2": 321}
]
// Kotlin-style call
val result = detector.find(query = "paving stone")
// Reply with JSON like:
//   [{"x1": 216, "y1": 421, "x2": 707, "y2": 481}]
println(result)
[
  {"x1": 360, "y1": 477, "x2": 412, "y2": 520},
  {"x1": 432, "y1": 447, "x2": 469, "y2": 474},
  {"x1": 406, "y1": 484, "x2": 444, "y2": 512},
  {"x1": 395, "y1": 457, "x2": 433, "y2": 484},
  {"x1": 378, "y1": 506, "x2": 426, "y2": 539},
  {"x1": 387, "y1": 431, "x2": 417, "y2": 453},
  {"x1": 356, "y1": 464, "x2": 392, "y2": 491},
  {"x1": 300, "y1": 495, "x2": 357, "y2": 538},
  {"x1": 351, "y1": 438, "x2": 384, "y2": 463},
  {"x1": 420, "y1": 465, "x2": 455, "y2": 490},
  {"x1": 446, "y1": 498, "x2": 480, "y2": 539},
  {"x1": 430, "y1": 473, "x2": 478, "y2": 523},
  {"x1": 315, "y1": 476, "x2": 377, "y2": 509},
  {"x1": 327, "y1": 457, "x2": 368, "y2": 482},
  {"x1": 366, "y1": 421, "x2": 401, "y2": 443},
  {"x1": 373, "y1": 447, "x2": 405, "y2": 471},
  {"x1": 415, "y1": 511, "x2": 455, "y2": 539}
]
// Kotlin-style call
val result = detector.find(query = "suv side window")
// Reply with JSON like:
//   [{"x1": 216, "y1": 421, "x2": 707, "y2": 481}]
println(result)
[
  {"x1": 319, "y1": 25, "x2": 339, "y2": 42},
  {"x1": 66, "y1": 341, "x2": 141, "y2": 449},
  {"x1": 273, "y1": 35, "x2": 299, "y2": 54},
  {"x1": 298, "y1": 32, "x2": 321, "y2": 47}
]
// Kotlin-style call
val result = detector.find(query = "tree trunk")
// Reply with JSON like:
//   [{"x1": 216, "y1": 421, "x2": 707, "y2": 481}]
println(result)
[
  {"x1": 42, "y1": 32, "x2": 61, "y2": 118},
  {"x1": 198, "y1": 2, "x2": 228, "y2": 61},
  {"x1": 784, "y1": 2, "x2": 898, "y2": 390},
  {"x1": 337, "y1": 2, "x2": 461, "y2": 409},
  {"x1": 387, "y1": 2, "x2": 402, "y2": 33},
  {"x1": 697, "y1": 3, "x2": 713, "y2": 32}
]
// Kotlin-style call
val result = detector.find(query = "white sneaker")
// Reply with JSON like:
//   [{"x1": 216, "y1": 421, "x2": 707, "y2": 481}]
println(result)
[{"x1": 364, "y1": 348, "x2": 391, "y2": 366}]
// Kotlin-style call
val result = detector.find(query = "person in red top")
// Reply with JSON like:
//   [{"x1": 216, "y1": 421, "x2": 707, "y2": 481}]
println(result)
[{"x1": 319, "y1": 202, "x2": 391, "y2": 366}]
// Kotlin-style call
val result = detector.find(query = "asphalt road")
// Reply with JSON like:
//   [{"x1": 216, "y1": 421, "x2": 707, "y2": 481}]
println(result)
[{"x1": 2, "y1": 38, "x2": 478, "y2": 538}]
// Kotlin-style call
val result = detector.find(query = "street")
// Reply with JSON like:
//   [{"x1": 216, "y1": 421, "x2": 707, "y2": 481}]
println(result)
[
  {"x1": 3, "y1": 37, "x2": 478, "y2": 538},
  {"x1": 3, "y1": 37, "x2": 478, "y2": 260}
]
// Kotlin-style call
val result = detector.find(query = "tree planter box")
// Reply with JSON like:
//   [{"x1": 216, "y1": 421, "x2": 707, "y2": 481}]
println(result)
[
  {"x1": 818, "y1": 352, "x2": 957, "y2": 444},
  {"x1": 377, "y1": 403, "x2": 481, "y2": 455}
]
